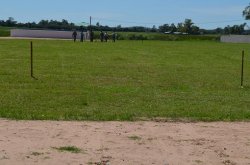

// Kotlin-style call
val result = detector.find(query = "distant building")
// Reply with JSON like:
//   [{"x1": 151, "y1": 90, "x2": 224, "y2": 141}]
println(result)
[
  {"x1": 164, "y1": 32, "x2": 172, "y2": 34},
  {"x1": 173, "y1": 32, "x2": 182, "y2": 35}
]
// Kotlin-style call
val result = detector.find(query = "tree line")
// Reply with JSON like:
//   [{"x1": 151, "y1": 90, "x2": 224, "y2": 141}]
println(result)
[{"x1": 0, "y1": 17, "x2": 248, "y2": 35}]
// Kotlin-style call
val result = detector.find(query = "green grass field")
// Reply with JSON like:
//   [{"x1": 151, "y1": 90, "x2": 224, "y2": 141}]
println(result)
[{"x1": 0, "y1": 39, "x2": 250, "y2": 121}]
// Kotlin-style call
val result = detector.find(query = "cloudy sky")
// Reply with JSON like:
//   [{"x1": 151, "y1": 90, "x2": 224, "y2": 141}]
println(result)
[{"x1": 0, "y1": 0, "x2": 249, "y2": 29}]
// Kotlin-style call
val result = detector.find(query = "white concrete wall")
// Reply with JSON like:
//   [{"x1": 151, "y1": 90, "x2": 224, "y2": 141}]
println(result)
[
  {"x1": 221, "y1": 35, "x2": 250, "y2": 43},
  {"x1": 11, "y1": 29, "x2": 89, "y2": 40}
]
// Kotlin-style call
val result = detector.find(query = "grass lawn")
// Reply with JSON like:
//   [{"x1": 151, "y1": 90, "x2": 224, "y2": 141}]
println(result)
[{"x1": 0, "y1": 39, "x2": 250, "y2": 121}]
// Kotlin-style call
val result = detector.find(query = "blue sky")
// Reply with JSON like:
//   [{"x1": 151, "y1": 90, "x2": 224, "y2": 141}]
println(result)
[{"x1": 0, "y1": 0, "x2": 249, "y2": 29}]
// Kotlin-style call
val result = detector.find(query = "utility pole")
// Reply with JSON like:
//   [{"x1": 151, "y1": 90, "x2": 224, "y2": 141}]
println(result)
[
  {"x1": 90, "y1": 16, "x2": 93, "y2": 42},
  {"x1": 241, "y1": 50, "x2": 245, "y2": 88},
  {"x1": 90, "y1": 16, "x2": 92, "y2": 29},
  {"x1": 30, "y1": 41, "x2": 33, "y2": 78}
]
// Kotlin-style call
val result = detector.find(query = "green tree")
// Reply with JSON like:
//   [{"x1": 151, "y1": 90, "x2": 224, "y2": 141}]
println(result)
[
  {"x1": 183, "y1": 19, "x2": 194, "y2": 34},
  {"x1": 151, "y1": 25, "x2": 157, "y2": 32},
  {"x1": 243, "y1": 3, "x2": 250, "y2": 19},
  {"x1": 6, "y1": 17, "x2": 16, "y2": 26},
  {"x1": 191, "y1": 25, "x2": 200, "y2": 34},
  {"x1": 170, "y1": 23, "x2": 177, "y2": 32},
  {"x1": 177, "y1": 23, "x2": 185, "y2": 32},
  {"x1": 159, "y1": 24, "x2": 170, "y2": 32}
]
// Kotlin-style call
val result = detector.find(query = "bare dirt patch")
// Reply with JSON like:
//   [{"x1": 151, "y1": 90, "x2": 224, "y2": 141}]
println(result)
[{"x1": 0, "y1": 119, "x2": 249, "y2": 165}]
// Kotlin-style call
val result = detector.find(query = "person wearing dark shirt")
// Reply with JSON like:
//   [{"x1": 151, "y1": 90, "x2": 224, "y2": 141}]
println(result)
[
  {"x1": 112, "y1": 32, "x2": 116, "y2": 42},
  {"x1": 100, "y1": 31, "x2": 104, "y2": 42},
  {"x1": 80, "y1": 31, "x2": 84, "y2": 42},
  {"x1": 72, "y1": 31, "x2": 77, "y2": 42},
  {"x1": 90, "y1": 30, "x2": 94, "y2": 42},
  {"x1": 104, "y1": 32, "x2": 108, "y2": 42}
]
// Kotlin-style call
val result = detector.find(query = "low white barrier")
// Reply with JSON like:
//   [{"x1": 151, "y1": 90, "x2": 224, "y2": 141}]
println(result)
[
  {"x1": 11, "y1": 29, "x2": 89, "y2": 40},
  {"x1": 221, "y1": 35, "x2": 250, "y2": 43}
]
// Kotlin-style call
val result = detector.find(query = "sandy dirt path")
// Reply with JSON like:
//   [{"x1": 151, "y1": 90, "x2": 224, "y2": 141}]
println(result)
[{"x1": 0, "y1": 119, "x2": 250, "y2": 165}]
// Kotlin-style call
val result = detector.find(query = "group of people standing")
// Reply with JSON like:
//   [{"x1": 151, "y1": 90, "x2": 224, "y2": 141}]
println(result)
[
  {"x1": 72, "y1": 30, "x2": 88, "y2": 42},
  {"x1": 100, "y1": 31, "x2": 116, "y2": 42},
  {"x1": 72, "y1": 30, "x2": 116, "y2": 43}
]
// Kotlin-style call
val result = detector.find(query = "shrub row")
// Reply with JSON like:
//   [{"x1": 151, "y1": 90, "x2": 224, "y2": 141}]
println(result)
[
  {"x1": 116, "y1": 33, "x2": 220, "y2": 41},
  {"x1": 0, "y1": 29, "x2": 10, "y2": 37}
]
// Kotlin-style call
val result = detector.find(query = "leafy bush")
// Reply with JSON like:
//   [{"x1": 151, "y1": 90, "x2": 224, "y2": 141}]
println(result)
[
  {"x1": 0, "y1": 28, "x2": 10, "y2": 37},
  {"x1": 127, "y1": 34, "x2": 148, "y2": 40},
  {"x1": 116, "y1": 33, "x2": 125, "y2": 40},
  {"x1": 119, "y1": 32, "x2": 219, "y2": 41}
]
